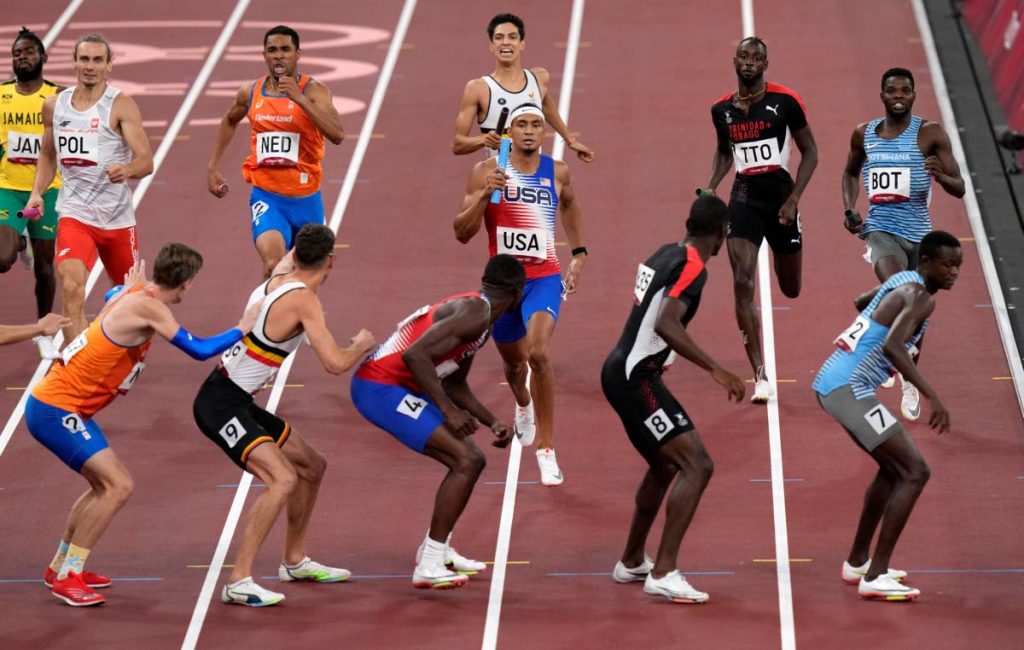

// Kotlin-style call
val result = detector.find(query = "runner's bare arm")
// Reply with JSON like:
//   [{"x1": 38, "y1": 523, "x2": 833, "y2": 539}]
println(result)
[
  {"x1": 137, "y1": 296, "x2": 259, "y2": 360},
  {"x1": 107, "y1": 94, "x2": 153, "y2": 183},
  {"x1": 534, "y1": 67, "x2": 595, "y2": 162},
  {"x1": 452, "y1": 79, "x2": 498, "y2": 155},
  {"x1": 0, "y1": 314, "x2": 71, "y2": 345},
  {"x1": 881, "y1": 289, "x2": 948, "y2": 431},
  {"x1": 921, "y1": 122, "x2": 965, "y2": 198},
  {"x1": 26, "y1": 95, "x2": 58, "y2": 213},
  {"x1": 207, "y1": 85, "x2": 250, "y2": 196},
  {"x1": 557, "y1": 162, "x2": 586, "y2": 294},
  {"x1": 778, "y1": 124, "x2": 818, "y2": 225},
  {"x1": 298, "y1": 292, "x2": 375, "y2": 374},
  {"x1": 656, "y1": 296, "x2": 745, "y2": 401},
  {"x1": 443, "y1": 357, "x2": 513, "y2": 446},
  {"x1": 280, "y1": 77, "x2": 343, "y2": 145},
  {"x1": 853, "y1": 284, "x2": 881, "y2": 311},
  {"x1": 706, "y1": 129, "x2": 734, "y2": 192},
  {"x1": 842, "y1": 124, "x2": 868, "y2": 233},
  {"x1": 454, "y1": 159, "x2": 501, "y2": 243}
]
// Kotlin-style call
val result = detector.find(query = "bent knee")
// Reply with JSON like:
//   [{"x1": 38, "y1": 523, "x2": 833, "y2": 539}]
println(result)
[
  {"x1": 527, "y1": 349, "x2": 551, "y2": 373},
  {"x1": 904, "y1": 461, "x2": 930, "y2": 488},
  {"x1": 454, "y1": 446, "x2": 486, "y2": 476}
]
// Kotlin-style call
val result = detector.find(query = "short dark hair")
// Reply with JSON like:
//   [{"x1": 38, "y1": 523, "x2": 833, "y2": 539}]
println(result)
[
  {"x1": 153, "y1": 243, "x2": 203, "y2": 288},
  {"x1": 488, "y1": 13, "x2": 525, "y2": 40},
  {"x1": 920, "y1": 230, "x2": 960, "y2": 260},
  {"x1": 881, "y1": 67, "x2": 914, "y2": 91},
  {"x1": 73, "y1": 33, "x2": 112, "y2": 62},
  {"x1": 13, "y1": 27, "x2": 45, "y2": 57},
  {"x1": 294, "y1": 224, "x2": 335, "y2": 269},
  {"x1": 264, "y1": 25, "x2": 300, "y2": 49},
  {"x1": 686, "y1": 195, "x2": 729, "y2": 236},
  {"x1": 482, "y1": 254, "x2": 526, "y2": 296},
  {"x1": 737, "y1": 36, "x2": 767, "y2": 57}
]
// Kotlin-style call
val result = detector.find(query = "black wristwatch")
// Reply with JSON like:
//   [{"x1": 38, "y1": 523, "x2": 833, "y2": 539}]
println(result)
[{"x1": 572, "y1": 247, "x2": 588, "y2": 257}]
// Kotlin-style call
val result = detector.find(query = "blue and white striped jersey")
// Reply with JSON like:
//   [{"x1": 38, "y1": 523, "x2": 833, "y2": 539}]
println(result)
[{"x1": 861, "y1": 115, "x2": 932, "y2": 243}]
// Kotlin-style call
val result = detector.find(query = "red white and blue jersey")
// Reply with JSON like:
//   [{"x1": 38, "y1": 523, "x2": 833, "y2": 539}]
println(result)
[
  {"x1": 354, "y1": 293, "x2": 491, "y2": 392},
  {"x1": 484, "y1": 154, "x2": 560, "y2": 280}
]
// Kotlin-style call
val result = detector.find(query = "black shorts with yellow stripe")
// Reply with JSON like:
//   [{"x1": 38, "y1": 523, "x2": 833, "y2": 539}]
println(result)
[{"x1": 193, "y1": 368, "x2": 291, "y2": 469}]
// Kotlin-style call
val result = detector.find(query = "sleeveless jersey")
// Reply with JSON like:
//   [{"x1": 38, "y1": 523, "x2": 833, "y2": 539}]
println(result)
[
  {"x1": 605, "y1": 243, "x2": 707, "y2": 382},
  {"x1": 243, "y1": 75, "x2": 325, "y2": 196},
  {"x1": 710, "y1": 82, "x2": 808, "y2": 180},
  {"x1": 355, "y1": 293, "x2": 491, "y2": 392},
  {"x1": 32, "y1": 286, "x2": 151, "y2": 419},
  {"x1": 861, "y1": 115, "x2": 932, "y2": 243},
  {"x1": 484, "y1": 154, "x2": 560, "y2": 280},
  {"x1": 479, "y1": 70, "x2": 543, "y2": 157},
  {"x1": 220, "y1": 277, "x2": 307, "y2": 393},
  {"x1": 53, "y1": 85, "x2": 135, "y2": 228},
  {"x1": 812, "y1": 270, "x2": 929, "y2": 398},
  {"x1": 0, "y1": 79, "x2": 62, "y2": 191}
]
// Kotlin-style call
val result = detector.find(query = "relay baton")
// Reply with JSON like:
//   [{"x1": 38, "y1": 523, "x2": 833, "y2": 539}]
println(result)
[
  {"x1": 490, "y1": 107, "x2": 510, "y2": 204},
  {"x1": 217, "y1": 183, "x2": 230, "y2": 196},
  {"x1": 17, "y1": 207, "x2": 41, "y2": 220}
]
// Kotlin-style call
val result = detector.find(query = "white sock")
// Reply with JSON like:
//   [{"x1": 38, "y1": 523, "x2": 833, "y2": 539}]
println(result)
[{"x1": 419, "y1": 535, "x2": 446, "y2": 568}]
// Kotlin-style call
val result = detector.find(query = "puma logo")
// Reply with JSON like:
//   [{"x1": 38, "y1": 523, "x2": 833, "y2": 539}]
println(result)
[{"x1": 765, "y1": 104, "x2": 779, "y2": 116}]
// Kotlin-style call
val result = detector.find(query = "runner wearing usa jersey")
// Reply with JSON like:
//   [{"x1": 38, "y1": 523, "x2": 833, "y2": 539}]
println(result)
[
  {"x1": 25, "y1": 33, "x2": 153, "y2": 342},
  {"x1": 351, "y1": 255, "x2": 523, "y2": 590},
  {"x1": 207, "y1": 25, "x2": 344, "y2": 278},
  {"x1": 193, "y1": 224, "x2": 374, "y2": 607},
  {"x1": 455, "y1": 103, "x2": 586, "y2": 486},
  {"x1": 26, "y1": 245, "x2": 259, "y2": 607},
  {"x1": 840, "y1": 67, "x2": 965, "y2": 420},
  {"x1": 812, "y1": 231, "x2": 961, "y2": 602},
  {"x1": 601, "y1": 196, "x2": 744, "y2": 605},
  {"x1": 703, "y1": 36, "x2": 818, "y2": 403}
]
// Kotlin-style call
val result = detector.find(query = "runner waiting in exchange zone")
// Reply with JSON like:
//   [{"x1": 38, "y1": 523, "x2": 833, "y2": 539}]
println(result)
[
  {"x1": 601, "y1": 196, "x2": 745, "y2": 605},
  {"x1": 840, "y1": 67, "x2": 965, "y2": 421},
  {"x1": 813, "y1": 231, "x2": 961, "y2": 602},
  {"x1": 454, "y1": 103, "x2": 586, "y2": 486},
  {"x1": 194, "y1": 224, "x2": 374, "y2": 607},
  {"x1": 350, "y1": 255, "x2": 524, "y2": 589},
  {"x1": 26, "y1": 245, "x2": 261, "y2": 607},
  {"x1": 207, "y1": 25, "x2": 344, "y2": 278},
  {"x1": 702, "y1": 36, "x2": 818, "y2": 403},
  {"x1": 452, "y1": 12, "x2": 595, "y2": 161}
]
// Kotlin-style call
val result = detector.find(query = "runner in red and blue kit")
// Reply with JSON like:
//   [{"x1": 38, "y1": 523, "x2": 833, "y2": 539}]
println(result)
[
  {"x1": 454, "y1": 103, "x2": 587, "y2": 486},
  {"x1": 703, "y1": 36, "x2": 818, "y2": 404},
  {"x1": 350, "y1": 255, "x2": 524, "y2": 591}
]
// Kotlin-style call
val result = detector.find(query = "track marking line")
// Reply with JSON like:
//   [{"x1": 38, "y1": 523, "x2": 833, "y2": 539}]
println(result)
[
  {"x1": 181, "y1": 4, "x2": 417, "y2": 648},
  {"x1": 41, "y1": 0, "x2": 85, "y2": 49},
  {"x1": 753, "y1": 558, "x2": 812, "y2": 564}
]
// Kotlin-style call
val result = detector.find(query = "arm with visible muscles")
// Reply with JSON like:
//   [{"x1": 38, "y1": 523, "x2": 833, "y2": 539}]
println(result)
[
  {"x1": 442, "y1": 357, "x2": 513, "y2": 447},
  {"x1": 280, "y1": 77, "x2": 344, "y2": 144},
  {"x1": 140, "y1": 294, "x2": 262, "y2": 361},
  {"x1": 842, "y1": 124, "x2": 868, "y2": 233},
  {"x1": 654, "y1": 295, "x2": 745, "y2": 401},
  {"x1": 207, "y1": 84, "x2": 250, "y2": 197},
  {"x1": 922, "y1": 122, "x2": 965, "y2": 198},
  {"x1": 557, "y1": 162, "x2": 586, "y2": 294},
  {"x1": 534, "y1": 67, "x2": 595, "y2": 162},
  {"x1": 0, "y1": 314, "x2": 70, "y2": 346},
  {"x1": 454, "y1": 159, "x2": 501, "y2": 243},
  {"x1": 452, "y1": 79, "x2": 500, "y2": 155},
  {"x1": 107, "y1": 94, "x2": 153, "y2": 182},
  {"x1": 298, "y1": 291, "x2": 375, "y2": 374},
  {"x1": 705, "y1": 126, "x2": 734, "y2": 194},
  {"x1": 25, "y1": 96, "x2": 58, "y2": 215},
  {"x1": 779, "y1": 124, "x2": 818, "y2": 225}
]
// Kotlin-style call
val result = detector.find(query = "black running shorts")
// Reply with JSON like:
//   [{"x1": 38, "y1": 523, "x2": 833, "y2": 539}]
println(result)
[
  {"x1": 728, "y1": 172, "x2": 802, "y2": 254},
  {"x1": 601, "y1": 363, "x2": 695, "y2": 464}
]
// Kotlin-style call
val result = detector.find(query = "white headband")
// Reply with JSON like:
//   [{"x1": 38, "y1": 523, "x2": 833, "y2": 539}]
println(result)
[{"x1": 508, "y1": 104, "x2": 545, "y2": 124}]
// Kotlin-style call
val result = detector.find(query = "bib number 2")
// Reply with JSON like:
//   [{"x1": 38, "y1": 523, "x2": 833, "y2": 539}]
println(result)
[{"x1": 834, "y1": 315, "x2": 871, "y2": 353}]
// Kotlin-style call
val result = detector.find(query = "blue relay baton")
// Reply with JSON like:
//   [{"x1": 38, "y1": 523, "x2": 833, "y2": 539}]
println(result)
[{"x1": 490, "y1": 107, "x2": 510, "y2": 204}]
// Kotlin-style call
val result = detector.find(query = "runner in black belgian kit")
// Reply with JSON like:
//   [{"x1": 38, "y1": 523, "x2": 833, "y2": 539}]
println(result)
[
  {"x1": 703, "y1": 36, "x2": 818, "y2": 403},
  {"x1": 602, "y1": 196, "x2": 745, "y2": 604}
]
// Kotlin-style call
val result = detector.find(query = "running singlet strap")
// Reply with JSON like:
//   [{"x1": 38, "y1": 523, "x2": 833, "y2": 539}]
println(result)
[
  {"x1": 484, "y1": 154, "x2": 560, "y2": 279},
  {"x1": 861, "y1": 115, "x2": 932, "y2": 243},
  {"x1": 0, "y1": 79, "x2": 62, "y2": 191}
]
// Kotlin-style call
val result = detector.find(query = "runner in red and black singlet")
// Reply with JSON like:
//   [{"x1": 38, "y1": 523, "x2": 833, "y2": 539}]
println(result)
[{"x1": 702, "y1": 36, "x2": 818, "y2": 404}]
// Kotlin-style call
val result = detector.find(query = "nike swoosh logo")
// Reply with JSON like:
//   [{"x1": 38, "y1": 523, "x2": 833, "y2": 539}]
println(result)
[
  {"x1": 864, "y1": 143, "x2": 880, "y2": 150},
  {"x1": 546, "y1": 307, "x2": 557, "y2": 316}
]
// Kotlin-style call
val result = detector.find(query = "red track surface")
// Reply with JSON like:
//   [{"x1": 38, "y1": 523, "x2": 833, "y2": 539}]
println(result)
[{"x1": 1, "y1": 1, "x2": 1021, "y2": 648}]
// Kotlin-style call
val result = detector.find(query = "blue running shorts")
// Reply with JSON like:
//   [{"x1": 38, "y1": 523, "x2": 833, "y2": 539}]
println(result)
[
  {"x1": 26, "y1": 396, "x2": 109, "y2": 472},
  {"x1": 249, "y1": 186, "x2": 324, "y2": 249},
  {"x1": 492, "y1": 273, "x2": 563, "y2": 344},
  {"x1": 350, "y1": 378, "x2": 445, "y2": 453}
]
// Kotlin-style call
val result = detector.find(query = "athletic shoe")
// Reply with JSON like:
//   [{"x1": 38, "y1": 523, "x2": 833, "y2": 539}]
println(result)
[
  {"x1": 514, "y1": 400, "x2": 536, "y2": 447},
  {"x1": 841, "y1": 560, "x2": 908, "y2": 585},
  {"x1": 412, "y1": 564, "x2": 469, "y2": 589},
  {"x1": 34, "y1": 335, "x2": 60, "y2": 361},
  {"x1": 880, "y1": 374, "x2": 896, "y2": 389},
  {"x1": 613, "y1": 556, "x2": 653, "y2": 583},
  {"x1": 415, "y1": 541, "x2": 487, "y2": 575},
  {"x1": 536, "y1": 448, "x2": 563, "y2": 486},
  {"x1": 751, "y1": 378, "x2": 773, "y2": 404},
  {"x1": 900, "y1": 379, "x2": 921, "y2": 420},
  {"x1": 858, "y1": 574, "x2": 920, "y2": 601},
  {"x1": 221, "y1": 577, "x2": 285, "y2": 607},
  {"x1": 278, "y1": 556, "x2": 351, "y2": 583},
  {"x1": 643, "y1": 570, "x2": 709, "y2": 604},
  {"x1": 51, "y1": 571, "x2": 106, "y2": 607},
  {"x1": 44, "y1": 566, "x2": 112, "y2": 589}
]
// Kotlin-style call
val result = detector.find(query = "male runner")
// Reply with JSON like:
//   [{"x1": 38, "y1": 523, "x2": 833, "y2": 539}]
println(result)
[
  {"x1": 194, "y1": 224, "x2": 374, "y2": 607},
  {"x1": 25, "y1": 33, "x2": 153, "y2": 343},
  {"x1": 0, "y1": 312, "x2": 69, "y2": 345},
  {"x1": 454, "y1": 103, "x2": 586, "y2": 486},
  {"x1": 602, "y1": 196, "x2": 745, "y2": 604},
  {"x1": 27, "y1": 246, "x2": 260, "y2": 607},
  {"x1": 452, "y1": 13, "x2": 594, "y2": 161},
  {"x1": 813, "y1": 230, "x2": 961, "y2": 601},
  {"x1": 0, "y1": 28, "x2": 63, "y2": 358},
  {"x1": 350, "y1": 254, "x2": 524, "y2": 589},
  {"x1": 703, "y1": 36, "x2": 818, "y2": 403},
  {"x1": 840, "y1": 67, "x2": 965, "y2": 419},
  {"x1": 207, "y1": 25, "x2": 344, "y2": 278}
]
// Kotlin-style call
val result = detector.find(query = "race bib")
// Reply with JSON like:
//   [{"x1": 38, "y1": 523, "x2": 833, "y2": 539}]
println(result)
[
  {"x1": 218, "y1": 416, "x2": 247, "y2": 449},
  {"x1": 56, "y1": 131, "x2": 100, "y2": 167},
  {"x1": 397, "y1": 394, "x2": 428, "y2": 419},
  {"x1": 435, "y1": 359, "x2": 459, "y2": 378},
  {"x1": 61, "y1": 331, "x2": 89, "y2": 365},
  {"x1": 6, "y1": 131, "x2": 42, "y2": 164},
  {"x1": 634, "y1": 263, "x2": 655, "y2": 304},
  {"x1": 256, "y1": 132, "x2": 300, "y2": 166},
  {"x1": 734, "y1": 137, "x2": 782, "y2": 174},
  {"x1": 643, "y1": 408, "x2": 675, "y2": 441},
  {"x1": 117, "y1": 362, "x2": 146, "y2": 395},
  {"x1": 867, "y1": 167, "x2": 911, "y2": 203},
  {"x1": 834, "y1": 315, "x2": 871, "y2": 353},
  {"x1": 497, "y1": 226, "x2": 548, "y2": 261},
  {"x1": 863, "y1": 403, "x2": 897, "y2": 436}
]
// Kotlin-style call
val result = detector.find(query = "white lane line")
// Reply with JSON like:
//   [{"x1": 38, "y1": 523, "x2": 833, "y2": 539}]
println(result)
[
  {"x1": 180, "y1": 2, "x2": 417, "y2": 647},
  {"x1": 0, "y1": 0, "x2": 252, "y2": 461},
  {"x1": 911, "y1": 0, "x2": 1024, "y2": 419},
  {"x1": 482, "y1": 2, "x2": 585, "y2": 649},
  {"x1": 41, "y1": 0, "x2": 85, "y2": 48},
  {"x1": 742, "y1": 1, "x2": 796, "y2": 648}
]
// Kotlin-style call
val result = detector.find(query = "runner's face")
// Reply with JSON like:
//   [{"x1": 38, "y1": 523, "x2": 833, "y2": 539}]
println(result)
[
  {"x1": 510, "y1": 115, "x2": 544, "y2": 153},
  {"x1": 73, "y1": 42, "x2": 111, "y2": 88},
  {"x1": 489, "y1": 23, "x2": 524, "y2": 64},
  {"x1": 922, "y1": 246, "x2": 962, "y2": 290},
  {"x1": 12, "y1": 39, "x2": 45, "y2": 82},
  {"x1": 733, "y1": 42, "x2": 767, "y2": 84},
  {"x1": 264, "y1": 35, "x2": 300, "y2": 78},
  {"x1": 881, "y1": 76, "x2": 915, "y2": 117}
]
